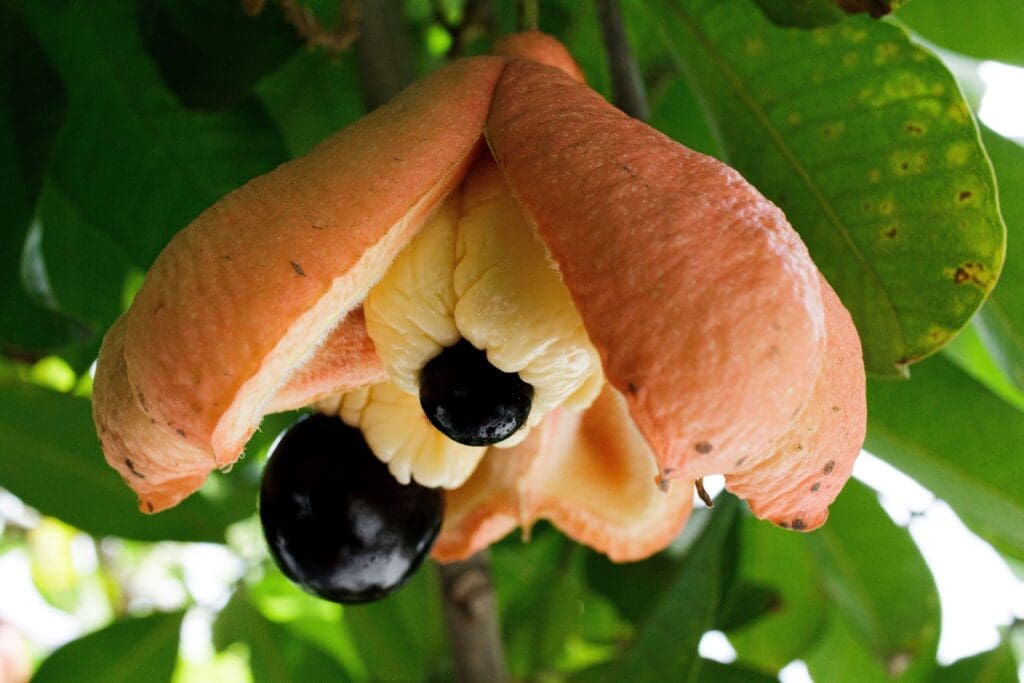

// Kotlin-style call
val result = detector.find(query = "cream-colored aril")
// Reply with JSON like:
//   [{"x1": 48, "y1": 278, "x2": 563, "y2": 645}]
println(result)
[
  {"x1": 337, "y1": 383, "x2": 485, "y2": 489},
  {"x1": 358, "y1": 157, "x2": 602, "y2": 488}
]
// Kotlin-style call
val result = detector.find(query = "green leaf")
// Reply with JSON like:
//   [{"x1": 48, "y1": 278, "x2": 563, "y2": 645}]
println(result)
[
  {"x1": 733, "y1": 482, "x2": 940, "y2": 679},
  {"x1": 973, "y1": 128, "x2": 1024, "y2": 392},
  {"x1": 725, "y1": 516, "x2": 828, "y2": 671},
  {"x1": 752, "y1": 0, "x2": 845, "y2": 28},
  {"x1": 867, "y1": 355, "x2": 1024, "y2": 559},
  {"x1": 214, "y1": 593, "x2": 352, "y2": 683},
  {"x1": 807, "y1": 480, "x2": 940, "y2": 677},
  {"x1": 0, "y1": 381, "x2": 261, "y2": 542},
  {"x1": 929, "y1": 641, "x2": 1020, "y2": 683},
  {"x1": 647, "y1": 0, "x2": 1005, "y2": 377},
  {"x1": 33, "y1": 612, "x2": 183, "y2": 683},
  {"x1": 32, "y1": 180, "x2": 137, "y2": 348},
  {"x1": 895, "y1": 0, "x2": 1024, "y2": 67},
  {"x1": 577, "y1": 497, "x2": 740, "y2": 682},
  {"x1": 256, "y1": 49, "x2": 366, "y2": 158},
  {"x1": 583, "y1": 541, "x2": 677, "y2": 624},
  {"x1": 649, "y1": 76, "x2": 723, "y2": 158},
  {"x1": 804, "y1": 610, "x2": 913, "y2": 682},
  {"x1": 942, "y1": 321, "x2": 1024, "y2": 411},
  {"x1": 343, "y1": 562, "x2": 448, "y2": 681},
  {"x1": 23, "y1": 0, "x2": 289, "y2": 269},
  {"x1": 801, "y1": 481, "x2": 940, "y2": 682},
  {"x1": 139, "y1": 0, "x2": 300, "y2": 110},
  {"x1": 492, "y1": 527, "x2": 634, "y2": 677},
  {"x1": 0, "y1": 0, "x2": 83, "y2": 356},
  {"x1": 493, "y1": 527, "x2": 591, "y2": 677},
  {"x1": 695, "y1": 659, "x2": 780, "y2": 683},
  {"x1": 715, "y1": 582, "x2": 780, "y2": 632},
  {"x1": 247, "y1": 566, "x2": 367, "y2": 679}
]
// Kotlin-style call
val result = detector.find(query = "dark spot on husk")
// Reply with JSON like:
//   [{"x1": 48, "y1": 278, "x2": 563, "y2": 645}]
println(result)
[
  {"x1": 823, "y1": 460, "x2": 836, "y2": 474},
  {"x1": 811, "y1": 482, "x2": 821, "y2": 492},
  {"x1": 778, "y1": 521, "x2": 790, "y2": 529},
  {"x1": 146, "y1": 501, "x2": 154, "y2": 513},
  {"x1": 792, "y1": 518, "x2": 807, "y2": 530},
  {"x1": 291, "y1": 260, "x2": 306, "y2": 276},
  {"x1": 125, "y1": 458, "x2": 145, "y2": 479},
  {"x1": 176, "y1": 428, "x2": 186, "y2": 438},
  {"x1": 695, "y1": 441, "x2": 713, "y2": 454},
  {"x1": 627, "y1": 382, "x2": 638, "y2": 394}
]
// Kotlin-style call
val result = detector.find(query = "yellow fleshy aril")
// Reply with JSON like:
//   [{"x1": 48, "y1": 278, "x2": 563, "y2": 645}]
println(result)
[
  {"x1": 453, "y1": 160, "x2": 602, "y2": 426},
  {"x1": 364, "y1": 195, "x2": 462, "y2": 394},
  {"x1": 338, "y1": 383, "x2": 486, "y2": 489},
  {"x1": 360, "y1": 156, "x2": 602, "y2": 486}
]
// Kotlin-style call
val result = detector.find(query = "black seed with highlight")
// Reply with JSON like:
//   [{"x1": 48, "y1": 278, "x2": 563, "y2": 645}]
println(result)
[
  {"x1": 419, "y1": 340, "x2": 533, "y2": 446},
  {"x1": 260, "y1": 414, "x2": 443, "y2": 604}
]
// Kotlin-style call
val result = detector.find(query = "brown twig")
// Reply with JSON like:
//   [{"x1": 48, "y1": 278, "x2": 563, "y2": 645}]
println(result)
[
  {"x1": 439, "y1": 553, "x2": 510, "y2": 683},
  {"x1": 596, "y1": 0, "x2": 650, "y2": 121},
  {"x1": 695, "y1": 478, "x2": 714, "y2": 508}
]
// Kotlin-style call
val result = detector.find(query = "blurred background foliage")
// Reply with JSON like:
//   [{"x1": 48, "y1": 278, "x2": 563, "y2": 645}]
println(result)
[{"x1": 1, "y1": 0, "x2": 1023, "y2": 681}]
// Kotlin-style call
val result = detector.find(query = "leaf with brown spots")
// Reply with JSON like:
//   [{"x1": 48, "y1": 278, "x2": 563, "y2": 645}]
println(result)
[
  {"x1": 972, "y1": 127, "x2": 1024, "y2": 391},
  {"x1": 648, "y1": 0, "x2": 1005, "y2": 376},
  {"x1": 836, "y1": 0, "x2": 899, "y2": 19}
]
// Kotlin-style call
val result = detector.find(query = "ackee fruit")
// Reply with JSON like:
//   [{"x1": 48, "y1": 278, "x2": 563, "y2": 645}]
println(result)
[
  {"x1": 259, "y1": 414, "x2": 442, "y2": 604},
  {"x1": 92, "y1": 30, "x2": 867, "y2": 565}
]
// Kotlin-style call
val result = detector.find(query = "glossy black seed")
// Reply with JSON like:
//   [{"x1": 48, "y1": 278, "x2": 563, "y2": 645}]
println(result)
[
  {"x1": 419, "y1": 339, "x2": 533, "y2": 446},
  {"x1": 259, "y1": 414, "x2": 443, "y2": 604}
]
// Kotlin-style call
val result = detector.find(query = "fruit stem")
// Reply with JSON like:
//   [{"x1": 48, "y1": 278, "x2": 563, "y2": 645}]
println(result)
[
  {"x1": 355, "y1": 0, "x2": 415, "y2": 109},
  {"x1": 695, "y1": 478, "x2": 715, "y2": 508},
  {"x1": 595, "y1": 0, "x2": 650, "y2": 121},
  {"x1": 518, "y1": 0, "x2": 539, "y2": 30},
  {"x1": 438, "y1": 552, "x2": 510, "y2": 683}
]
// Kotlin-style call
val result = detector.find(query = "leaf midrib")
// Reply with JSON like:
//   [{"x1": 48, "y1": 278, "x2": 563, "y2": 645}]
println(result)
[
  {"x1": 813, "y1": 526, "x2": 890, "y2": 656},
  {"x1": 868, "y1": 419, "x2": 1024, "y2": 531},
  {"x1": 103, "y1": 615, "x2": 181, "y2": 683},
  {"x1": 982, "y1": 296, "x2": 1024, "y2": 363}
]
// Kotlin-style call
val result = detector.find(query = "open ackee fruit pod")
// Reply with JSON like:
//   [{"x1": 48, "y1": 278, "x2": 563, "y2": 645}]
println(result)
[{"x1": 92, "y1": 31, "x2": 866, "y2": 566}]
